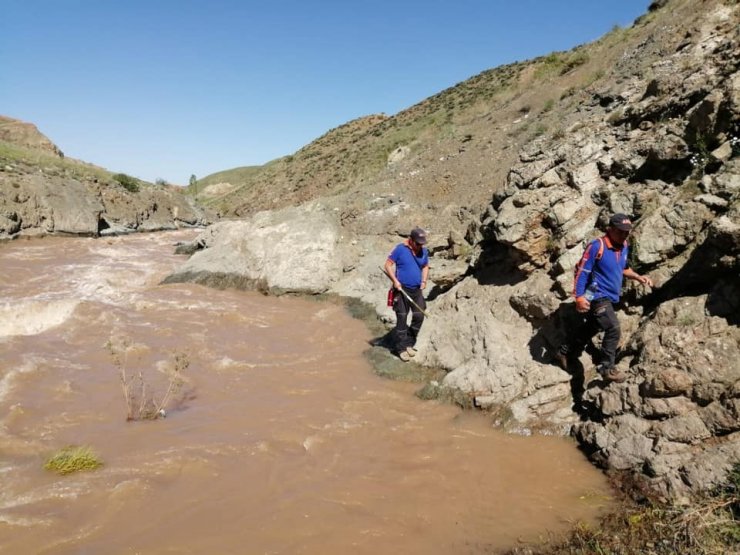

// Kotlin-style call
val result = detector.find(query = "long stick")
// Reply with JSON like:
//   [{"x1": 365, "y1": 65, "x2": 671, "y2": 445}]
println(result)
[{"x1": 378, "y1": 265, "x2": 429, "y2": 317}]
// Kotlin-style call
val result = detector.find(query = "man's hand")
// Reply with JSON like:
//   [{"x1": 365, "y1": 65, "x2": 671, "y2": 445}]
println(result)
[
  {"x1": 575, "y1": 296, "x2": 590, "y2": 313},
  {"x1": 625, "y1": 268, "x2": 654, "y2": 288}
]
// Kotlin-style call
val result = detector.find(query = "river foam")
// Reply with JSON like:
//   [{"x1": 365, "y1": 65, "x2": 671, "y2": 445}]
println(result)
[{"x1": 0, "y1": 299, "x2": 79, "y2": 338}]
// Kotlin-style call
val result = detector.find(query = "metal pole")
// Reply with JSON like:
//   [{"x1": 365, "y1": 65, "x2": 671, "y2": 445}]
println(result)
[{"x1": 378, "y1": 265, "x2": 429, "y2": 317}]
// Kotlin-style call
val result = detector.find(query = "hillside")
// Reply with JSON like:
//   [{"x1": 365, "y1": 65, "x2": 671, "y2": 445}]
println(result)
[
  {"x1": 193, "y1": 1, "x2": 709, "y2": 238},
  {"x1": 0, "y1": 115, "x2": 64, "y2": 157}
]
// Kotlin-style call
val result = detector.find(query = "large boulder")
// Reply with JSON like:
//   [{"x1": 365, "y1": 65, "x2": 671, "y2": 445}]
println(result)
[{"x1": 166, "y1": 204, "x2": 346, "y2": 294}]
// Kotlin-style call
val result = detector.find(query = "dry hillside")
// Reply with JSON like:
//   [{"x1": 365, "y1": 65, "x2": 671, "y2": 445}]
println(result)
[{"x1": 194, "y1": 0, "x2": 709, "y2": 238}]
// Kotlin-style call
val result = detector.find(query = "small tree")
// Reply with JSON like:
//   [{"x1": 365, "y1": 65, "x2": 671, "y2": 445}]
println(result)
[
  {"x1": 189, "y1": 174, "x2": 198, "y2": 196},
  {"x1": 155, "y1": 177, "x2": 168, "y2": 186}
]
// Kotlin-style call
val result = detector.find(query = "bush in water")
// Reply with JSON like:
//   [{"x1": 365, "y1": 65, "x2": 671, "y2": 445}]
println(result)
[
  {"x1": 106, "y1": 335, "x2": 189, "y2": 421},
  {"x1": 44, "y1": 446, "x2": 102, "y2": 475}
]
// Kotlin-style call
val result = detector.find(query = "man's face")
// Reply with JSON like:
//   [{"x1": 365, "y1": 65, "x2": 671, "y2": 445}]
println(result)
[{"x1": 608, "y1": 226, "x2": 631, "y2": 243}]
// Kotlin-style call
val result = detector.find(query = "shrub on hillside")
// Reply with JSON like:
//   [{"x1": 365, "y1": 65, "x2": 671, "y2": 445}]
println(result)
[{"x1": 113, "y1": 173, "x2": 140, "y2": 193}]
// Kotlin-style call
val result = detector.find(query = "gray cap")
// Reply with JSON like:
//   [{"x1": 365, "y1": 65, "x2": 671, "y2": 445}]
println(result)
[{"x1": 410, "y1": 227, "x2": 427, "y2": 245}]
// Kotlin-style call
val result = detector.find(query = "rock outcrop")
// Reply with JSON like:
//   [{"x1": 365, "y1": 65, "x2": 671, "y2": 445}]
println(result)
[
  {"x1": 0, "y1": 116, "x2": 210, "y2": 239},
  {"x1": 467, "y1": 2, "x2": 740, "y2": 498}
]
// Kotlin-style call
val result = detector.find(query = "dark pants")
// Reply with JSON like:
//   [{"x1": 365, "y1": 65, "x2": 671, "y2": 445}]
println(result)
[
  {"x1": 559, "y1": 299, "x2": 621, "y2": 371},
  {"x1": 393, "y1": 287, "x2": 426, "y2": 353}
]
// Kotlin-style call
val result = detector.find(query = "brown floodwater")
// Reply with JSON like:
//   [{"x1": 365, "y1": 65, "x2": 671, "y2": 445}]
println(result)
[{"x1": 0, "y1": 231, "x2": 613, "y2": 554}]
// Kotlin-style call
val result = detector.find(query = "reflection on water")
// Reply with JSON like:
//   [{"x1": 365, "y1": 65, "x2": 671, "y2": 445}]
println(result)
[{"x1": 0, "y1": 231, "x2": 613, "y2": 553}]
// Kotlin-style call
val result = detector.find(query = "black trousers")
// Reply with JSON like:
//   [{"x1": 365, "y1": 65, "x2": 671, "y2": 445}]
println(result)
[
  {"x1": 560, "y1": 299, "x2": 621, "y2": 371},
  {"x1": 392, "y1": 287, "x2": 426, "y2": 352}
]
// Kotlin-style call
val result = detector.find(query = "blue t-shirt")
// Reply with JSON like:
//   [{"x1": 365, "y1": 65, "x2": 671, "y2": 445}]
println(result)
[
  {"x1": 388, "y1": 243, "x2": 429, "y2": 288},
  {"x1": 574, "y1": 237, "x2": 629, "y2": 303}
]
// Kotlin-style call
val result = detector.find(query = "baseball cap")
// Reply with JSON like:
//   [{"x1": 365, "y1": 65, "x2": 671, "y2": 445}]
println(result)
[
  {"x1": 609, "y1": 213, "x2": 633, "y2": 231},
  {"x1": 409, "y1": 227, "x2": 428, "y2": 245}
]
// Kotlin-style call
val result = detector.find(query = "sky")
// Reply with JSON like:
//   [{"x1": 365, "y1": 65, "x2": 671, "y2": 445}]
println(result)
[{"x1": 1, "y1": 1, "x2": 652, "y2": 185}]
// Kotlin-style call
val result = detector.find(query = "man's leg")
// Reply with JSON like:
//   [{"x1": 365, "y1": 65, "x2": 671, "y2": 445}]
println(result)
[
  {"x1": 556, "y1": 305, "x2": 594, "y2": 369},
  {"x1": 592, "y1": 301, "x2": 621, "y2": 372},
  {"x1": 392, "y1": 291, "x2": 411, "y2": 356},
  {"x1": 406, "y1": 288, "x2": 426, "y2": 348}
]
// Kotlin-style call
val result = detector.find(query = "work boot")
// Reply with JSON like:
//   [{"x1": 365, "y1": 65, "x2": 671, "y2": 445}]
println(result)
[
  {"x1": 406, "y1": 347, "x2": 418, "y2": 357},
  {"x1": 398, "y1": 350, "x2": 411, "y2": 362},
  {"x1": 599, "y1": 365, "x2": 627, "y2": 383}
]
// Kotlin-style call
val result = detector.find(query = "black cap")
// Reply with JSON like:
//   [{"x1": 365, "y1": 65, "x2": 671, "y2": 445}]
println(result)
[
  {"x1": 609, "y1": 213, "x2": 633, "y2": 231},
  {"x1": 409, "y1": 227, "x2": 427, "y2": 245}
]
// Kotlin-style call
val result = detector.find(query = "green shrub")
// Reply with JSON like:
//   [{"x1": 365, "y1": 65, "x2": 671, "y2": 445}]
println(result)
[
  {"x1": 532, "y1": 123, "x2": 548, "y2": 138},
  {"x1": 560, "y1": 51, "x2": 590, "y2": 74},
  {"x1": 44, "y1": 445, "x2": 103, "y2": 475},
  {"x1": 113, "y1": 173, "x2": 140, "y2": 193}
]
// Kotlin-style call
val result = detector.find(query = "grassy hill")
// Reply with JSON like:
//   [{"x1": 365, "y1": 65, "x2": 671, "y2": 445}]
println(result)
[{"x1": 190, "y1": 2, "x2": 679, "y2": 220}]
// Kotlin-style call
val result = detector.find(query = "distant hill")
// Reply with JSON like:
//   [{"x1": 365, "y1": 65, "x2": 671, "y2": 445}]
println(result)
[{"x1": 0, "y1": 115, "x2": 64, "y2": 157}]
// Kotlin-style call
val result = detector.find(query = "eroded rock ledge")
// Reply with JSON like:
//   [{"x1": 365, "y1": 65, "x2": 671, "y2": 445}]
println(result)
[{"x1": 0, "y1": 163, "x2": 210, "y2": 239}]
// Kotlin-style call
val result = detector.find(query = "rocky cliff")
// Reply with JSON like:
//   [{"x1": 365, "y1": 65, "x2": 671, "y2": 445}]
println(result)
[
  {"x1": 168, "y1": 0, "x2": 738, "y2": 500},
  {"x1": 0, "y1": 117, "x2": 210, "y2": 239}
]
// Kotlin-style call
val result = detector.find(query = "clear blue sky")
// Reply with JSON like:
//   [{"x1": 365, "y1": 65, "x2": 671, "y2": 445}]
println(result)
[{"x1": 1, "y1": 1, "x2": 651, "y2": 185}]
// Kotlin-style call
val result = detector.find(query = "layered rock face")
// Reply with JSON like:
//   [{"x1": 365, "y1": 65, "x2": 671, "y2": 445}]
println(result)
[
  {"x1": 0, "y1": 117, "x2": 210, "y2": 239},
  {"x1": 169, "y1": 1, "x2": 739, "y2": 499},
  {"x1": 469, "y1": 3, "x2": 740, "y2": 499},
  {"x1": 0, "y1": 168, "x2": 208, "y2": 238}
]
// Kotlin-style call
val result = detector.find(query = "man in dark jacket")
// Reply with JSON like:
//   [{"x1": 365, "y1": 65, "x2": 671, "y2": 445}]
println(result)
[
  {"x1": 384, "y1": 227, "x2": 430, "y2": 362},
  {"x1": 556, "y1": 213, "x2": 653, "y2": 382}
]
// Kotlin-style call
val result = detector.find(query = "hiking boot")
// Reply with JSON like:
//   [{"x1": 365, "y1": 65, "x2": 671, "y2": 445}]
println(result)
[
  {"x1": 600, "y1": 366, "x2": 627, "y2": 383},
  {"x1": 554, "y1": 352, "x2": 568, "y2": 371},
  {"x1": 398, "y1": 351, "x2": 411, "y2": 362},
  {"x1": 406, "y1": 347, "x2": 418, "y2": 357}
]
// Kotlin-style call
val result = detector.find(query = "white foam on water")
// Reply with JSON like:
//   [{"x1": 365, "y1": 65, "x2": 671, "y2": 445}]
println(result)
[
  {"x1": 0, "y1": 299, "x2": 79, "y2": 338},
  {"x1": 0, "y1": 358, "x2": 47, "y2": 408}
]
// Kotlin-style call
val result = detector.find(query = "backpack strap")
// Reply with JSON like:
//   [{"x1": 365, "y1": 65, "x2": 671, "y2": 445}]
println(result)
[{"x1": 595, "y1": 237, "x2": 604, "y2": 261}]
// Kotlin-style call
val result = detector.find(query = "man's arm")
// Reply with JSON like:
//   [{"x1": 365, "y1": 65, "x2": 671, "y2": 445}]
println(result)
[
  {"x1": 624, "y1": 267, "x2": 653, "y2": 287},
  {"x1": 421, "y1": 264, "x2": 429, "y2": 289},
  {"x1": 573, "y1": 241, "x2": 600, "y2": 312},
  {"x1": 573, "y1": 241, "x2": 599, "y2": 298},
  {"x1": 384, "y1": 258, "x2": 402, "y2": 290}
]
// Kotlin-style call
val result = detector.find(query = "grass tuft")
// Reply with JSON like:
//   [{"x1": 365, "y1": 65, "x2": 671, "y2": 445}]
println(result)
[{"x1": 44, "y1": 445, "x2": 103, "y2": 475}]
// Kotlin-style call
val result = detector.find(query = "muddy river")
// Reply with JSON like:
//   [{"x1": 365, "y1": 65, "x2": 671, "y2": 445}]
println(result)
[{"x1": 0, "y1": 231, "x2": 613, "y2": 554}]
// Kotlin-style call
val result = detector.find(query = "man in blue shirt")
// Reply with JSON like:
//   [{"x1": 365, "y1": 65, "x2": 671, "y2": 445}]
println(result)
[
  {"x1": 556, "y1": 214, "x2": 653, "y2": 382},
  {"x1": 384, "y1": 227, "x2": 430, "y2": 362}
]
